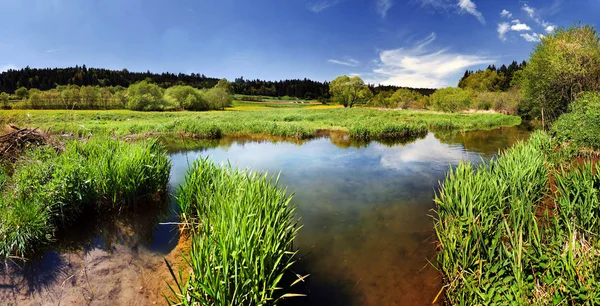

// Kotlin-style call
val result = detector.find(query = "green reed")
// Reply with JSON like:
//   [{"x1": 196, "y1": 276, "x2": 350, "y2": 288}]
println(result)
[
  {"x1": 165, "y1": 158, "x2": 302, "y2": 305},
  {"x1": 434, "y1": 131, "x2": 600, "y2": 304},
  {"x1": 0, "y1": 137, "x2": 171, "y2": 258}
]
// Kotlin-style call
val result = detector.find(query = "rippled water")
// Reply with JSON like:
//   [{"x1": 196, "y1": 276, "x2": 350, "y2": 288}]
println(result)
[{"x1": 0, "y1": 126, "x2": 532, "y2": 305}]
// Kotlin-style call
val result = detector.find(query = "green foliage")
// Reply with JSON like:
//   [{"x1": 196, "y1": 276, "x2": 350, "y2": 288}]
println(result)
[
  {"x1": 126, "y1": 80, "x2": 172, "y2": 111},
  {"x1": 166, "y1": 158, "x2": 301, "y2": 305},
  {"x1": 15, "y1": 87, "x2": 29, "y2": 99},
  {"x1": 520, "y1": 24, "x2": 600, "y2": 122},
  {"x1": 552, "y1": 92, "x2": 600, "y2": 149},
  {"x1": 203, "y1": 87, "x2": 233, "y2": 110},
  {"x1": 215, "y1": 78, "x2": 234, "y2": 95},
  {"x1": 329, "y1": 75, "x2": 372, "y2": 108},
  {"x1": 349, "y1": 121, "x2": 427, "y2": 140},
  {"x1": 0, "y1": 92, "x2": 9, "y2": 109},
  {"x1": 164, "y1": 85, "x2": 208, "y2": 111},
  {"x1": 430, "y1": 87, "x2": 471, "y2": 112},
  {"x1": 458, "y1": 69, "x2": 503, "y2": 92},
  {"x1": 472, "y1": 90, "x2": 522, "y2": 114},
  {"x1": 435, "y1": 131, "x2": 600, "y2": 304},
  {"x1": 0, "y1": 138, "x2": 171, "y2": 258}
]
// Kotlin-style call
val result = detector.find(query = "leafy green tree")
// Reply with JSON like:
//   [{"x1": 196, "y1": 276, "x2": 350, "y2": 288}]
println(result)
[
  {"x1": 329, "y1": 76, "x2": 372, "y2": 108},
  {"x1": 215, "y1": 78, "x2": 234, "y2": 95},
  {"x1": 520, "y1": 24, "x2": 600, "y2": 125},
  {"x1": 0, "y1": 92, "x2": 9, "y2": 109},
  {"x1": 164, "y1": 85, "x2": 209, "y2": 111},
  {"x1": 15, "y1": 87, "x2": 29, "y2": 100},
  {"x1": 369, "y1": 90, "x2": 394, "y2": 108},
  {"x1": 430, "y1": 87, "x2": 471, "y2": 113},
  {"x1": 127, "y1": 81, "x2": 170, "y2": 111},
  {"x1": 458, "y1": 69, "x2": 503, "y2": 92},
  {"x1": 389, "y1": 88, "x2": 424, "y2": 109},
  {"x1": 80, "y1": 86, "x2": 99, "y2": 109},
  {"x1": 204, "y1": 87, "x2": 233, "y2": 110}
]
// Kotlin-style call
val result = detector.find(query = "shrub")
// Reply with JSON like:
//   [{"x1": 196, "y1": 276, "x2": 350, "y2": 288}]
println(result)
[
  {"x1": 430, "y1": 87, "x2": 471, "y2": 112},
  {"x1": 552, "y1": 92, "x2": 600, "y2": 149},
  {"x1": 127, "y1": 81, "x2": 173, "y2": 111}
]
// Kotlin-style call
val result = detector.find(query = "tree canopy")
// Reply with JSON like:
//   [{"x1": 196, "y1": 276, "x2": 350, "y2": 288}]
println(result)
[
  {"x1": 329, "y1": 76, "x2": 372, "y2": 108},
  {"x1": 519, "y1": 24, "x2": 600, "y2": 123}
]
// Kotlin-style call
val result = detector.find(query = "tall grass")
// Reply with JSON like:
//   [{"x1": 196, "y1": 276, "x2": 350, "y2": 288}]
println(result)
[
  {"x1": 0, "y1": 109, "x2": 521, "y2": 141},
  {"x1": 165, "y1": 158, "x2": 301, "y2": 305},
  {"x1": 0, "y1": 138, "x2": 171, "y2": 258},
  {"x1": 434, "y1": 131, "x2": 600, "y2": 304}
]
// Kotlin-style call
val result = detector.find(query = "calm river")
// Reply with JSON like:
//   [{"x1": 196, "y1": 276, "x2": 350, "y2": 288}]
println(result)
[{"x1": 0, "y1": 126, "x2": 532, "y2": 305}]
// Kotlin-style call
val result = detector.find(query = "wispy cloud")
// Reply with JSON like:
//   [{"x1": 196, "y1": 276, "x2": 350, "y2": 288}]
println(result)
[
  {"x1": 376, "y1": 0, "x2": 393, "y2": 18},
  {"x1": 500, "y1": 9, "x2": 512, "y2": 18},
  {"x1": 308, "y1": 0, "x2": 340, "y2": 13},
  {"x1": 45, "y1": 49, "x2": 59, "y2": 53},
  {"x1": 186, "y1": 8, "x2": 195, "y2": 13},
  {"x1": 522, "y1": 4, "x2": 556, "y2": 32},
  {"x1": 362, "y1": 32, "x2": 494, "y2": 88},
  {"x1": 328, "y1": 57, "x2": 360, "y2": 67},
  {"x1": 415, "y1": 0, "x2": 452, "y2": 10},
  {"x1": 520, "y1": 33, "x2": 544, "y2": 42},
  {"x1": 414, "y1": 0, "x2": 484, "y2": 24},
  {"x1": 498, "y1": 23, "x2": 510, "y2": 41},
  {"x1": 458, "y1": 0, "x2": 485, "y2": 24},
  {"x1": 522, "y1": 4, "x2": 535, "y2": 18}
]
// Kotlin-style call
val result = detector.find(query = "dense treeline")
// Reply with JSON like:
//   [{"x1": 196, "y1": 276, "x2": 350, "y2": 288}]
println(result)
[
  {"x1": 0, "y1": 66, "x2": 435, "y2": 101},
  {"x1": 13, "y1": 79, "x2": 233, "y2": 111},
  {"x1": 458, "y1": 61, "x2": 527, "y2": 92}
]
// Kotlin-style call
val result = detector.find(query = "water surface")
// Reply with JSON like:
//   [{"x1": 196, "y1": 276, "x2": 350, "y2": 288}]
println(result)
[{"x1": 0, "y1": 125, "x2": 531, "y2": 305}]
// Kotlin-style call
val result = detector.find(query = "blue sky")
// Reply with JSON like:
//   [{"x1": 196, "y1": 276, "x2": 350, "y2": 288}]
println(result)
[{"x1": 0, "y1": 0, "x2": 597, "y2": 88}]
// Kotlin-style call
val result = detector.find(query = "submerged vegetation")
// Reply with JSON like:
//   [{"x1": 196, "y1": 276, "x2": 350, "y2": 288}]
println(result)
[
  {"x1": 0, "y1": 137, "x2": 170, "y2": 258},
  {"x1": 166, "y1": 159, "x2": 300, "y2": 305}
]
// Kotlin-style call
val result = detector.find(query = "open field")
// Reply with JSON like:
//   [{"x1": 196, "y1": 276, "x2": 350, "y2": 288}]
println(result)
[{"x1": 0, "y1": 108, "x2": 521, "y2": 141}]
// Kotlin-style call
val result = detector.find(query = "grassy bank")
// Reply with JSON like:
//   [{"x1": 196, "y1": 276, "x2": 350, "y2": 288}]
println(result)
[
  {"x1": 166, "y1": 159, "x2": 300, "y2": 305},
  {"x1": 0, "y1": 108, "x2": 520, "y2": 141},
  {"x1": 433, "y1": 131, "x2": 600, "y2": 304},
  {"x1": 0, "y1": 137, "x2": 171, "y2": 258}
]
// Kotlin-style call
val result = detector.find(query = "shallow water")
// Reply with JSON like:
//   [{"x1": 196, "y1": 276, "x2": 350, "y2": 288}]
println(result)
[{"x1": 0, "y1": 125, "x2": 532, "y2": 305}]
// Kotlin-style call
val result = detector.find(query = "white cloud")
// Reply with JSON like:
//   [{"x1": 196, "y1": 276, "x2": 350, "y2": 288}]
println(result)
[
  {"x1": 0, "y1": 64, "x2": 17, "y2": 72},
  {"x1": 362, "y1": 32, "x2": 494, "y2": 88},
  {"x1": 45, "y1": 49, "x2": 59, "y2": 53},
  {"x1": 498, "y1": 22, "x2": 510, "y2": 41},
  {"x1": 522, "y1": 4, "x2": 556, "y2": 32},
  {"x1": 520, "y1": 33, "x2": 544, "y2": 42},
  {"x1": 522, "y1": 4, "x2": 535, "y2": 18},
  {"x1": 328, "y1": 57, "x2": 360, "y2": 67},
  {"x1": 498, "y1": 20, "x2": 531, "y2": 41},
  {"x1": 376, "y1": 0, "x2": 393, "y2": 18},
  {"x1": 500, "y1": 9, "x2": 512, "y2": 18},
  {"x1": 457, "y1": 0, "x2": 485, "y2": 24},
  {"x1": 510, "y1": 22, "x2": 531, "y2": 31},
  {"x1": 308, "y1": 0, "x2": 340, "y2": 13}
]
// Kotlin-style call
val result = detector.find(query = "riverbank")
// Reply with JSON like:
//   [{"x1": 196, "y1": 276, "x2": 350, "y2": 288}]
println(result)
[{"x1": 433, "y1": 131, "x2": 600, "y2": 304}]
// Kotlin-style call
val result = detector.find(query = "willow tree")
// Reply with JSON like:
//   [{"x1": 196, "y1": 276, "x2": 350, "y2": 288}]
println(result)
[
  {"x1": 329, "y1": 76, "x2": 372, "y2": 108},
  {"x1": 520, "y1": 24, "x2": 600, "y2": 126}
]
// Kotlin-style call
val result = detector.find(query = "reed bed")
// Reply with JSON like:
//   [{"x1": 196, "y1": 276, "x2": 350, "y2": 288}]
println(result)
[
  {"x1": 165, "y1": 158, "x2": 301, "y2": 305},
  {"x1": 0, "y1": 137, "x2": 171, "y2": 258},
  {"x1": 434, "y1": 131, "x2": 600, "y2": 304},
  {"x1": 0, "y1": 109, "x2": 520, "y2": 141}
]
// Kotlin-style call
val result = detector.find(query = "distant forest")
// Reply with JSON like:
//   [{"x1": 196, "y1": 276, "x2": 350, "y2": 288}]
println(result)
[
  {"x1": 458, "y1": 60, "x2": 528, "y2": 92},
  {"x1": 0, "y1": 66, "x2": 435, "y2": 99}
]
